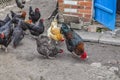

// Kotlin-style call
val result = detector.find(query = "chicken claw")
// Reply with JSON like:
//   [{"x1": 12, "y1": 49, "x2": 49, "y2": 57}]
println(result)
[
  {"x1": 5, "y1": 48, "x2": 8, "y2": 53},
  {"x1": 47, "y1": 56, "x2": 55, "y2": 60}
]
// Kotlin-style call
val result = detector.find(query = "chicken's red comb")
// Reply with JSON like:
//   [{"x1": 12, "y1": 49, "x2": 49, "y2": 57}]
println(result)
[
  {"x1": 40, "y1": 19, "x2": 44, "y2": 22},
  {"x1": 61, "y1": 38, "x2": 64, "y2": 42},
  {"x1": 35, "y1": 8, "x2": 39, "y2": 11},
  {"x1": 80, "y1": 51, "x2": 87, "y2": 59}
]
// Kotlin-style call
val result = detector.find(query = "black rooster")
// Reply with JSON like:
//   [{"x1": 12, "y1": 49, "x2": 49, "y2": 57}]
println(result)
[
  {"x1": 0, "y1": 20, "x2": 13, "y2": 52},
  {"x1": 26, "y1": 19, "x2": 44, "y2": 36},
  {"x1": 12, "y1": 20, "x2": 24, "y2": 48},
  {"x1": 29, "y1": 6, "x2": 41, "y2": 23},
  {"x1": 36, "y1": 35, "x2": 63, "y2": 59},
  {"x1": 60, "y1": 23, "x2": 88, "y2": 59}
]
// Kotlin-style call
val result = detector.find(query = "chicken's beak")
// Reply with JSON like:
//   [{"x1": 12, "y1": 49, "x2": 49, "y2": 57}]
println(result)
[
  {"x1": 0, "y1": 33, "x2": 5, "y2": 39},
  {"x1": 80, "y1": 51, "x2": 88, "y2": 60}
]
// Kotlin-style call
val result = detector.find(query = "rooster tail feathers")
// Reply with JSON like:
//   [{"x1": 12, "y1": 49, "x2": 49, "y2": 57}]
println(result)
[
  {"x1": 4, "y1": 14, "x2": 11, "y2": 22},
  {"x1": 6, "y1": 14, "x2": 9, "y2": 19},
  {"x1": 29, "y1": 6, "x2": 32, "y2": 10},
  {"x1": 10, "y1": 10, "x2": 14, "y2": 14},
  {"x1": 29, "y1": 6, "x2": 33, "y2": 13},
  {"x1": 10, "y1": 10, "x2": 16, "y2": 18}
]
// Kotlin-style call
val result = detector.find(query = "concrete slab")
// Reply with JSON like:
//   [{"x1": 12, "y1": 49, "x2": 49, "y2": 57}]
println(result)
[
  {"x1": 70, "y1": 22, "x2": 82, "y2": 29},
  {"x1": 99, "y1": 34, "x2": 120, "y2": 46},
  {"x1": 75, "y1": 31, "x2": 102, "y2": 42}
]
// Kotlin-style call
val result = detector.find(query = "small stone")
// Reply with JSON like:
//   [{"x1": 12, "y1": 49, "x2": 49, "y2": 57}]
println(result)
[
  {"x1": 109, "y1": 67, "x2": 119, "y2": 72},
  {"x1": 108, "y1": 60, "x2": 117, "y2": 64},
  {"x1": 90, "y1": 62, "x2": 102, "y2": 68},
  {"x1": 97, "y1": 76, "x2": 104, "y2": 80},
  {"x1": 40, "y1": 76, "x2": 45, "y2": 80}
]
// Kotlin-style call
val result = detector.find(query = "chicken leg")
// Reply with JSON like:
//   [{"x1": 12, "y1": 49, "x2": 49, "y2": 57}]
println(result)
[
  {"x1": 0, "y1": 45, "x2": 4, "y2": 49},
  {"x1": 0, "y1": 45, "x2": 8, "y2": 52},
  {"x1": 47, "y1": 56, "x2": 55, "y2": 60},
  {"x1": 71, "y1": 52, "x2": 79, "y2": 57},
  {"x1": 5, "y1": 47, "x2": 8, "y2": 53}
]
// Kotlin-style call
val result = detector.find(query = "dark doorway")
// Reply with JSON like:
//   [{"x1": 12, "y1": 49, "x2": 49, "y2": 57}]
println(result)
[{"x1": 116, "y1": 0, "x2": 120, "y2": 27}]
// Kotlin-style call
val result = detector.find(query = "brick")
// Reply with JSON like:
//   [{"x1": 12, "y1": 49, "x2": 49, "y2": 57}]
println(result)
[
  {"x1": 78, "y1": 6, "x2": 84, "y2": 9},
  {"x1": 83, "y1": 17, "x2": 91, "y2": 22},
  {"x1": 59, "y1": 3, "x2": 63, "y2": 6},
  {"x1": 86, "y1": 0, "x2": 92, "y2": 1},
  {"x1": 78, "y1": 1, "x2": 92, "y2": 7},
  {"x1": 64, "y1": 4, "x2": 71, "y2": 8},
  {"x1": 84, "y1": 14, "x2": 92, "y2": 18},
  {"x1": 63, "y1": 4, "x2": 84, "y2": 9},
  {"x1": 71, "y1": 5, "x2": 78, "y2": 9},
  {"x1": 65, "y1": 12, "x2": 78, "y2": 16},
  {"x1": 63, "y1": 12, "x2": 70, "y2": 14},
  {"x1": 78, "y1": 13, "x2": 84, "y2": 17},
  {"x1": 73, "y1": 0, "x2": 84, "y2": 1},
  {"x1": 85, "y1": 6, "x2": 92, "y2": 9},
  {"x1": 58, "y1": 0, "x2": 63, "y2": 3},
  {"x1": 78, "y1": 9, "x2": 91, "y2": 14}
]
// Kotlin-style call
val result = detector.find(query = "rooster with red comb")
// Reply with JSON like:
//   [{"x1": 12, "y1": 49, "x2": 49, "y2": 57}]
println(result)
[
  {"x1": 29, "y1": 6, "x2": 41, "y2": 23},
  {"x1": 60, "y1": 23, "x2": 88, "y2": 60}
]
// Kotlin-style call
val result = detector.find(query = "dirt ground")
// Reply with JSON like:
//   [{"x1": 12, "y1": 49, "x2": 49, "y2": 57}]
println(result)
[{"x1": 0, "y1": 0, "x2": 120, "y2": 80}]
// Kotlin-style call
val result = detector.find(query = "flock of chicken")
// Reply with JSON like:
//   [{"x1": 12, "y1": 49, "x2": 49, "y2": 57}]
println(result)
[
  {"x1": 0, "y1": 0, "x2": 88, "y2": 60},
  {"x1": 0, "y1": 0, "x2": 42, "y2": 51}
]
